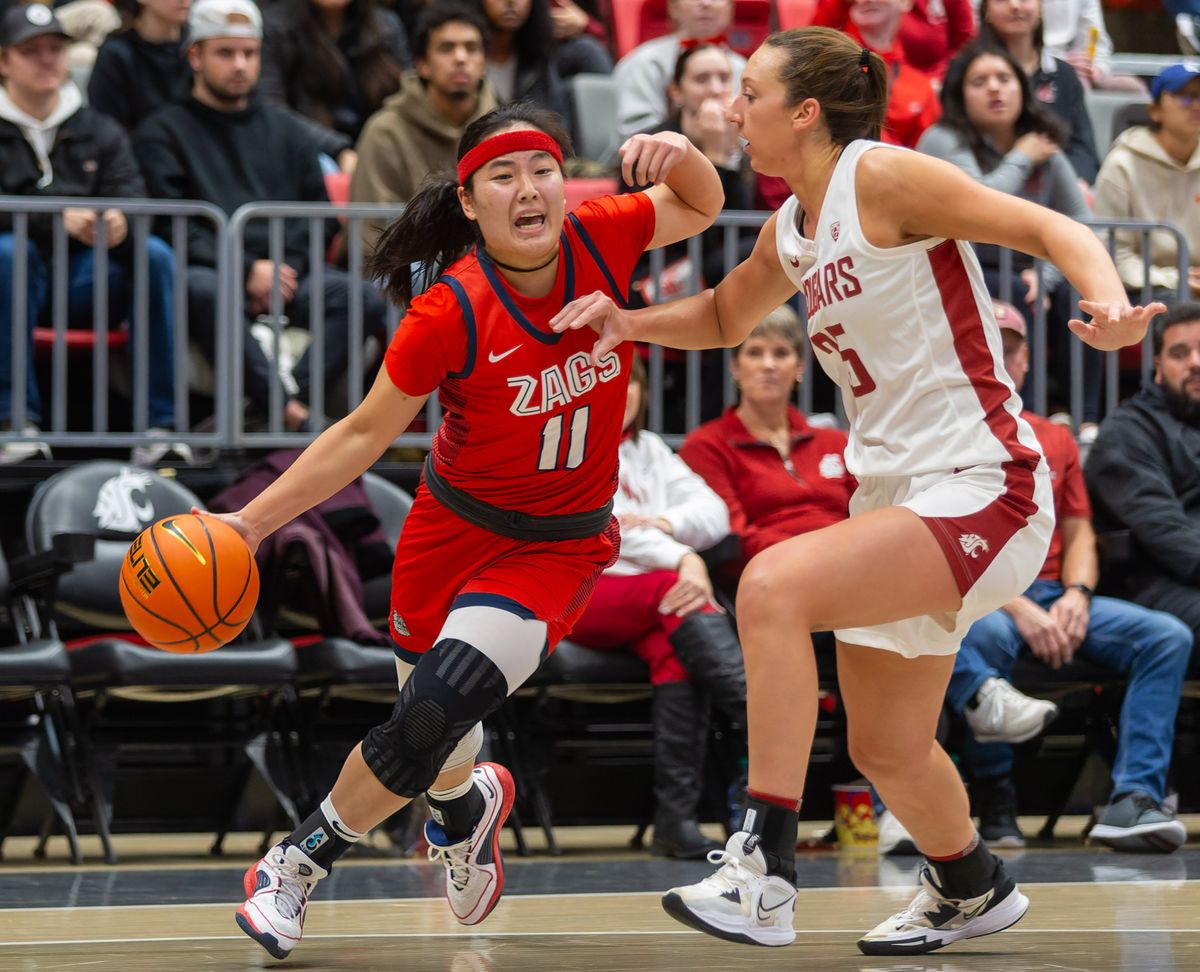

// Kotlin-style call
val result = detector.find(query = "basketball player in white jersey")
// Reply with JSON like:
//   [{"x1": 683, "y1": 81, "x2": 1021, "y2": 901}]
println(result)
[{"x1": 551, "y1": 26, "x2": 1164, "y2": 957}]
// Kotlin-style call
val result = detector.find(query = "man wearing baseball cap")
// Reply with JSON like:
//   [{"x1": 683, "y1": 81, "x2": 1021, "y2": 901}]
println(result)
[
  {"x1": 133, "y1": 0, "x2": 385, "y2": 434},
  {"x1": 942, "y1": 300, "x2": 1193, "y2": 853},
  {"x1": 0, "y1": 3, "x2": 186, "y2": 465},
  {"x1": 1093, "y1": 62, "x2": 1200, "y2": 299}
]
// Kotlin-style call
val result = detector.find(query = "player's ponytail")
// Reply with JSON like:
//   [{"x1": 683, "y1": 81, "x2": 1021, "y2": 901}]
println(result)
[
  {"x1": 368, "y1": 101, "x2": 572, "y2": 307},
  {"x1": 368, "y1": 174, "x2": 475, "y2": 307}
]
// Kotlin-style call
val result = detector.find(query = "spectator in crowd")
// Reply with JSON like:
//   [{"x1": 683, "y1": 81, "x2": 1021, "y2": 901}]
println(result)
[
  {"x1": 89, "y1": 0, "x2": 192, "y2": 133},
  {"x1": 90, "y1": 0, "x2": 359, "y2": 160},
  {"x1": 477, "y1": 0, "x2": 571, "y2": 126},
  {"x1": 549, "y1": 0, "x2": 613, "y2": 77},
  {"x1": 0, "y1": 3, "x2": 186, "y2": 466},
  {"x1": 350, "y1": 0, "x2": 496, "y2": 257},
  {"x1": 978, "y1": 0, "x2": 1101, "y2": 186},
  {"x1": 260, "y1": 0, "x2": 411, "y2": 146},
  {"x1": 918, "y1": 42, "x2": 1101, "y2": 430},
  {"x1": 613, "y1": 0, "x2": 746, "y2": 141},
  {"x1": 569, "y1": 355, "x2": 742, "y2": 859},
  {"x1": 620, "y1": 44, "x2": 750, "y2": 300},
  {"x1": 1093, "y1": 64, "x2": 1200, "y2": 300},
  {"x1": 1086, "y1": 302, "x2": 1200, "y2": 678},
  {"x1": 948, "y1": 307, "x2": 1191, "y2": 853},
  {"x1": 840, "y1": 0, "x2": 942, "y2": 148},
  {"x1": 134, "y1": 0, "x2": 386, "y2": 432},
  {"x1": 815, "y1": 0, "x2": 976, "y2": 78},
  {"x1": 1039, "y1": 0, "x2": 1146, "y2": 92},
  {"x1": 678, "y1": 306, "x2": 857, "y2": 585}
]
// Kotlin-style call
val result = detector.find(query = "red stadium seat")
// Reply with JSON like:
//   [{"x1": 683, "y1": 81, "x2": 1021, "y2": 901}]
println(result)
[
  {"x1": 323, "y1": 170, "x2": 351, "y2": 205},
  {"x1": 32, "y1": 326, "x2": 129, "y2": 353},
  {"x1": 775, "y1": 0, "x2": 818, "y2": 29}
]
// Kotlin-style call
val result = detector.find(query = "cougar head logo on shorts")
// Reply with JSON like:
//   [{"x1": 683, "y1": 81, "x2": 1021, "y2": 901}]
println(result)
[
  {"x1": 830, "y1": 221, "x2": 840, "y2": 241},
  {"x1": 93, "y1": 468, "x2": 155, "y2": 532},
  {"x1": 958, "y1": 533, "x2": 990, "y2": 559}
]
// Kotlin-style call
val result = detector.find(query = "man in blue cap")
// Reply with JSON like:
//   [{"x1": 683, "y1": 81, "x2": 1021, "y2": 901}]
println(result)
[{"x1": 1093, "y1": 62, "x2": 1200, "y2": 302}]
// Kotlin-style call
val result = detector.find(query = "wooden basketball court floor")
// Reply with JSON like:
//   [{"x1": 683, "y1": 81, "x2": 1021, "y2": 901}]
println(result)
[{"x1": 1, "y1": 826, "x2": 1197, "y2": 972}]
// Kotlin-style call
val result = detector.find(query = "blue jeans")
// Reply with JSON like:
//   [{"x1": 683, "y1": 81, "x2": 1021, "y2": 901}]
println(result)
[
  {"x1": 947, "y1": 579, "x2": 1193, "y2": 803},
  {"x1": 0, "y1": 233, "x2": 177, "y2": 428}
]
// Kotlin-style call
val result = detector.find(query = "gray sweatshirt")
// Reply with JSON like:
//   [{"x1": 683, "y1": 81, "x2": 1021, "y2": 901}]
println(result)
[{"x1": 916, "y1": 123, "x2": 1091, "y2": 292}]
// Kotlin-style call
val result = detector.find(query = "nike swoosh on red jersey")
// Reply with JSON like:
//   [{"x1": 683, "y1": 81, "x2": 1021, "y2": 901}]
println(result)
[{"x1": 488, "y1": 346, "x2": 521, "y2": 363}]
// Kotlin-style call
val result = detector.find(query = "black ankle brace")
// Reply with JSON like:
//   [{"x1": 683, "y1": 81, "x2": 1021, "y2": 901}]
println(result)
[
  {"x1": 927, "y1": 839, "x2": 1000, "y2": 899},
  {"x1": 428, "y1": 782, "x2": 484, "y2": 843},
  {"x1": 741, "y1": 797, "x2": 798, "y2": 882}
]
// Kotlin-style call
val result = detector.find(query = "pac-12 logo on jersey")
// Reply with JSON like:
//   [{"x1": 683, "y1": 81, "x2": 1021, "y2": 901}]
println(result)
[{"x1": 506, "y1": 350, "x2": 621, "y2": 416}]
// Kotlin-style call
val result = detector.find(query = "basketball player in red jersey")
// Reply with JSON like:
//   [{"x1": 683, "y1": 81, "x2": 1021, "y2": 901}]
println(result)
[
  {"x1": 552, "y1": 27, "x2": 1164, "y2": 957},
  {"x1": 211, "y1": 102, "x2": 725, "y2": 960}
]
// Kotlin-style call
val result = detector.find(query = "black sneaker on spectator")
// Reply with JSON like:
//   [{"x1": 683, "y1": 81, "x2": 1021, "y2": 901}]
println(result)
[
  {"x1": 131, "y1": 431, "x2": 194, "y2": 467},
  {"x1": 1089, "y1": 792, "x2": 1187, "y2": 853},
  {"x1": 0, "y1": 422, "x2": 51, "y2": 464},
  {"x1": 971, "y1": 776, "x2": 1025, "y2": 849},
  {"x1": 964, "y1": 677, "x2": 1058, "y2": 744}
]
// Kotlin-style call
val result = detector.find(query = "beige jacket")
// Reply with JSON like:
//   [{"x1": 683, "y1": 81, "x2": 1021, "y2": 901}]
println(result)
[
  {"x1": 349, "y1": 72, "x2": 498, "y2": 255},
  {"x1": 1093, "y1": 126, "x2": 1200, "y2": 292}
]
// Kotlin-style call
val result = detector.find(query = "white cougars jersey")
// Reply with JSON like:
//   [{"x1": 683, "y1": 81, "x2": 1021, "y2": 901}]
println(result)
[{"x1": 775, "y1": 140, "x2": 1044, "y2": 479}]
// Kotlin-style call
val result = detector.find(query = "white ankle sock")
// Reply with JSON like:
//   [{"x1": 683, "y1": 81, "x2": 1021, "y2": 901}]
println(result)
[{"x1": 320, "y1": 795, "x2": 366, "y2": 842}]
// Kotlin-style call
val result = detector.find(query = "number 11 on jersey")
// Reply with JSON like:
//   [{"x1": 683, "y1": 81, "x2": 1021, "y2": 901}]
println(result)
[{"x1": 538, "y1": 405, "x2": 591, "y2": 471}]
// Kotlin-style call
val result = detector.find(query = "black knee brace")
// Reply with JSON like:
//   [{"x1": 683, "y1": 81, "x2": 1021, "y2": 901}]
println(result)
[{"x1": 361, "y1": 639, "x2": 509, "y2": 797}]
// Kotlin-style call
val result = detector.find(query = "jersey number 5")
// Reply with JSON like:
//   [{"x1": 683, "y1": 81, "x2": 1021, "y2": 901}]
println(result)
[
  {"x1": 538, "y1": 405, "x2": 591, "y2": 471},
  {"x1": 811, "y1": 324, "x2": 876, "y2": 397}
]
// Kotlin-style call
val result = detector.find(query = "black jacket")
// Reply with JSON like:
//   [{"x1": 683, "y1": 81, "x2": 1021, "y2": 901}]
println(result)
[
  {"x1": 1031, "y1": 56, "x2": 1100, "y2": 185},
  {"x1": 260, "y1": 3, "x2": 411, "y2": 142},
  {"x1": 0, "y1": 104, "x2": 145, "y2": 256},
  {"x1": 132, "y1": 95, "x2": 332, "y2": 275},
  {"x1": 1084, "y1": 384, "x2": 1200, "y2": 592},
  {"x1": 88, "y1": 29, "x2": 193, "y2": 133}
]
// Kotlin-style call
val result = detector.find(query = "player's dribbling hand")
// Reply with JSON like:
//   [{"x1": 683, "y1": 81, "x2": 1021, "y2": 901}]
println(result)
[
  {"x1": 619, "y1": 131, "x2": 690, "y2": 188},
  {"x1": 1070, "y1": 299, "x2": 1167, "y2": 351},
  {"x1": 550, "y1": 290, "x2": 630, "y2": 365},
  {"x1": 193, "y1": 507, "x2": 263, "y2": 557}
]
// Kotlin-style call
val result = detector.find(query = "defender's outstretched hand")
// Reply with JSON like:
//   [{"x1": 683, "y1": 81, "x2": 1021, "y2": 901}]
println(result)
[
  {"x1": 620, "y1": 131, "x2": 691, "y2": 187},
  {"x1": 550, "y1": 290, "x2": 630, "y2": 365},
  {"x1": 1069, "y1": 299, "x2": 1167, "y2": 351}
]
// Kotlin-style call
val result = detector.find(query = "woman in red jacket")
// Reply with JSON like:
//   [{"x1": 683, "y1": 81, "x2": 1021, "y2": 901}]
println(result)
[{"x1": 678, "y1": 304, "x2": 857, "y2": 583}]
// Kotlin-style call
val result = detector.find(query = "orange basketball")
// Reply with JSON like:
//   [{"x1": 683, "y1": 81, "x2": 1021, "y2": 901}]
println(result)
[{"x1": 118, "y1": 513, "x2": 260, "y2": 653}]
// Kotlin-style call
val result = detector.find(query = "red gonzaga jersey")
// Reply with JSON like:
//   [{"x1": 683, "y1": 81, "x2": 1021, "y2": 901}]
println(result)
[{"x1": 385, "y1": 193, "x2": 656, "y2": 515}]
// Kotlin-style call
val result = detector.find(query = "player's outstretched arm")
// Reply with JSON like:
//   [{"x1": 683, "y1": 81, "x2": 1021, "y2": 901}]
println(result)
[
  {"x1": 621, "y1": 131, "x2": 725, "y2": 248},
  {"x1": 551, "y1": 211, "x2": 799, "y2": 362},
  {"x1": 208, "y1": 369, "x2": 428, "y2": 554},
  {"x1": 866, "y1": 150, "x2": 1166, "y2": 351}
]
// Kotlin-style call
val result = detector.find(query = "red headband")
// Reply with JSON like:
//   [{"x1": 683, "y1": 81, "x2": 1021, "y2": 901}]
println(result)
[{"x1": 457, "y1": 130, "x2": 564, "y2": 186}]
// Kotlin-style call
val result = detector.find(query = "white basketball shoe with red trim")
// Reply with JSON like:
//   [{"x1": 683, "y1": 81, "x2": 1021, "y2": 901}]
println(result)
[
  {"x1": 425, "y1": 762, "x2": 516, "y2": 925},
  {"x1": 235, "y1": 843, "x2": 326, "y2": 959}
]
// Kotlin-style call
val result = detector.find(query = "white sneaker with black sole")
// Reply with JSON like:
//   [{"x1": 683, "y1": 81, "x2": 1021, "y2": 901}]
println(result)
[
  {"x1": 661, "y1": 832, "x2": 797, "y2": 947},
  {"x1": 877, "y1": 810, "x2": 920, "y2": 856},
  {"x1": 857, "y1": 858, "x2": 1028, "y2": 955},
  {"x1": 965, "y1": 677, "x2": 1058, "y2": 744}
]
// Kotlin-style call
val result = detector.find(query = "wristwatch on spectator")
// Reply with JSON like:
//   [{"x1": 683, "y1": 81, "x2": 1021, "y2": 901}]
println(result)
[{"x1": 1065, "y1": 582, "x2": 1094, "y2": 602}]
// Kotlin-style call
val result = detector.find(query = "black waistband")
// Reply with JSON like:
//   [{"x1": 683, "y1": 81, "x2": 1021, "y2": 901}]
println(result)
[{"x1": 422, "y1": 455, "x2": 613, "y2": 542}]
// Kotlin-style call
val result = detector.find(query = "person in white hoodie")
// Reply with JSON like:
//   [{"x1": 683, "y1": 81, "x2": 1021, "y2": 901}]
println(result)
[
  {"x1": 0, "y1": 2, "x2": 187, "y2": 465},
  {"x1": 568, "y1": 352, "x2": 746, "y2": 859},
  {"x1": 1093, "y1": 63, "x2": 1200, "y2": 301}
]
